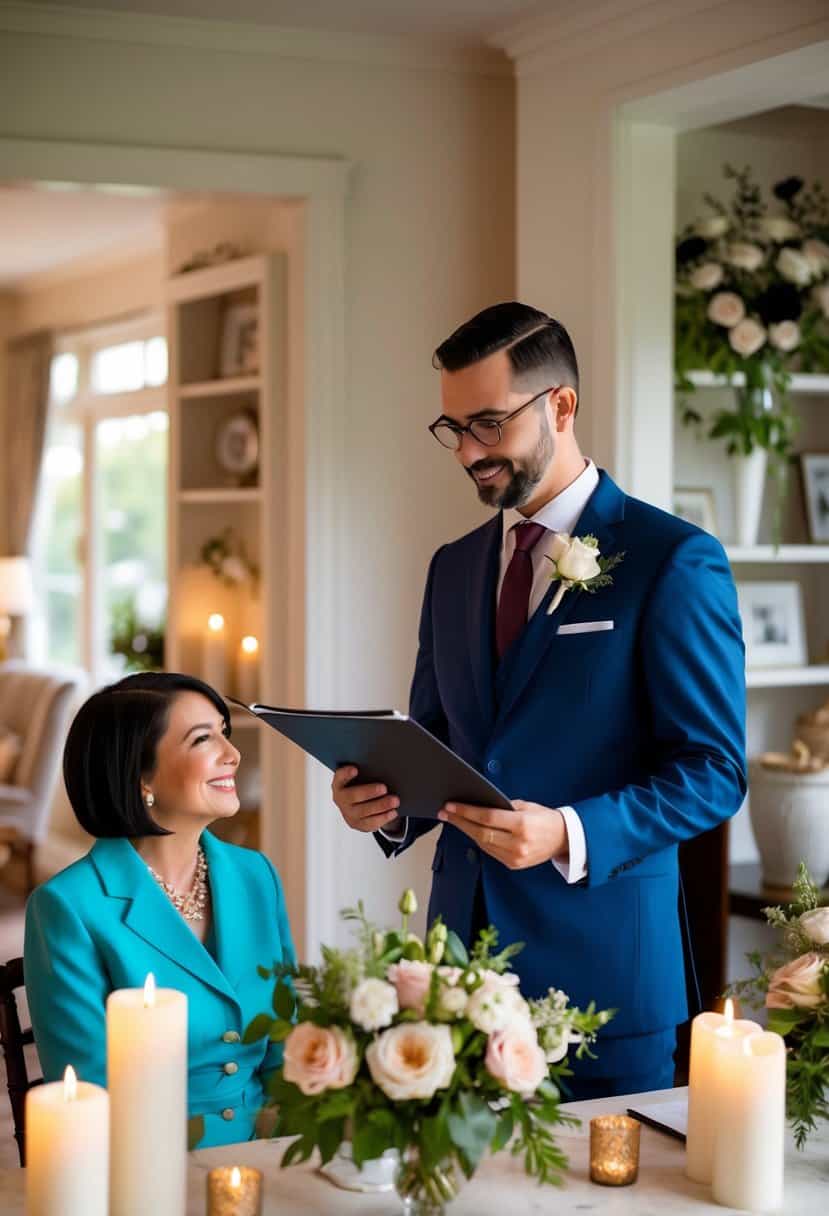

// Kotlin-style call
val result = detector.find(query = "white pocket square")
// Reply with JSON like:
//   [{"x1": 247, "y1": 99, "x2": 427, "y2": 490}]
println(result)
[{"x1": 557, "y1": 620, "x2": 614, "y2": 635}]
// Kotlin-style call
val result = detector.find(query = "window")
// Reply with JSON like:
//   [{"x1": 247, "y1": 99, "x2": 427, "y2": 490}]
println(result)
[{"x1": 31, "y1": 318, "x2": 168, "y2": 682}]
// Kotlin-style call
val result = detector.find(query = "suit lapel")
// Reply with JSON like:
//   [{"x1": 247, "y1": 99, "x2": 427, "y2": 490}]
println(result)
[
  {"x1": 91, "y1": 836, "x2": 240, "y2": 1007},
  {"x1": 465, "y1": 515, "x2": 502, "y2": 732},
  {"x1": 494, "y1": 472, "x2": 626, "y2": 728}
]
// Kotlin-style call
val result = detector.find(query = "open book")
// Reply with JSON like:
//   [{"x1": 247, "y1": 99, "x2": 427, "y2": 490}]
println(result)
[{"x1": 228, "y1": 700, "x2": 513, "y2": 820}]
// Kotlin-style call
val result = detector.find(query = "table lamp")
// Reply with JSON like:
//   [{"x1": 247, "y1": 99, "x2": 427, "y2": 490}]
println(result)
[{"x1": 0, "y1": 557, "x2": 33, "y2": 662}]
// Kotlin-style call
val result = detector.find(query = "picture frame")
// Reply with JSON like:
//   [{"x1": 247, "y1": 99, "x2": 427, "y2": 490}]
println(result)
[
  {"x1": 799, "y1": 453, "x2": 829, "y2": 543},
  {"x1": 673, "y1": 487, "x2": 717, "y2": 535},
  {"x1": 736, "y1": 581, "x2": 807, "y2": 669},
  {"x1": 219, "y1": 303, "x2": 259, "y2": 378}
]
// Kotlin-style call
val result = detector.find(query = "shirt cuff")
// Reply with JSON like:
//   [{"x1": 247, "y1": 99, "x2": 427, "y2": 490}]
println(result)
[
  {"x1": 378, "y1": 817, "x2": 408, "y2": 845},
  {"x1": 551, "y1": 806, "x2": 588, "y2": 883}
]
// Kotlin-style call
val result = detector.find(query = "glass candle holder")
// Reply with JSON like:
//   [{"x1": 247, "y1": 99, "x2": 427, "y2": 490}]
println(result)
[
  {"x1": 589, "y1": 1115, "x2": 640, "y2": 1186},
  {"x1": 206, "y1": 1166, "x2": 263, "y2": 1216}
]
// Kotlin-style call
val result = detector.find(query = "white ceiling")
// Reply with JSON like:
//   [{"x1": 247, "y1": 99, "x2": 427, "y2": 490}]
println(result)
[
  {"x1": 0, "y1": 185, "x2": 167, "y2": 288},
  {"x1": 18, "y1": 0, "x2": 553, "y2": 42}
]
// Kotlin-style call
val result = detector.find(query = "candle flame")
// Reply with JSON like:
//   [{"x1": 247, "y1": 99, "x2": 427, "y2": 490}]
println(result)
[
  {"x1": 241, "y1": 635, "x2": 258, "y2": 654},
  {"x1": 230, "y1": 1167, "x2": 241, "y2": 1189},
  {"x1": 208, "y1": 613, "x2": 225, "y2": 632},
  {"x1": 723, "y1": 998, "x2": 734, "y2": 1024},
  {"x1": 63, "y1": 1065, "x2": 78, "y2": 1102},
  {"x1": 143, "y1": 972, "x2": 157, "y2": 1007}
]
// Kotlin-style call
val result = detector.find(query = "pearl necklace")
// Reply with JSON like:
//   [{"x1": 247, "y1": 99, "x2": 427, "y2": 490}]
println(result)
[{"x1": 147, "y1": 846, "x2": 209, "y2": 922}]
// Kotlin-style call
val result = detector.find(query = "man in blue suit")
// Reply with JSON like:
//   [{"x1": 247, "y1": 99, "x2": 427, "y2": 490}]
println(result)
[{"x1": 333, "y1": 303, "x2": 746, "y2": 1097}]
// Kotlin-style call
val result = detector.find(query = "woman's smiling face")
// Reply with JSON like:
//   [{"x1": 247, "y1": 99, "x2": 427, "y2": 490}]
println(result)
[{"x1": 142, "y1": 691, "x2": 240, "y2": 826}]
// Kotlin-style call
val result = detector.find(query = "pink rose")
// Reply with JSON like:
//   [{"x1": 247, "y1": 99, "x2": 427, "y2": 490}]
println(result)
[
  {"x1": 387, "y1": 959, "x2": 434, "y2": 1014},
  {"x1": 766, "y1": 953, "x2": 826, "y2": 1010},
  {"x1": 366, "y1": 1022, "x2": 455, "y2": 1101},
  {"x1": 485, "y1": 1022, "x2": 548, "y2": 1096},
  {"x1": 283, "y1": 1022, "x2": 358, "y2": 1095}
]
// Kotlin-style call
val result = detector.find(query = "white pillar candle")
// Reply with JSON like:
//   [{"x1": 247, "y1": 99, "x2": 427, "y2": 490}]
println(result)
[
  {"x1": 711, "y1": 1031, "x2": 786, "y2": 1212},
  {"x1": 203, "y1": 613, "x2": 228, "y2": 692},
  {"x1": 107, "y1": 974, "x2": 188, "y2": 1216},
  {"x1": 25, "y1": 1066, "x2": 109, "y2": 1216},
  {"x1": 235, "y1": 634, "x2": 259, "y2": 704},
  {"x1": 685, "y1": 1000, "x2": 762, "y2": 1182}
]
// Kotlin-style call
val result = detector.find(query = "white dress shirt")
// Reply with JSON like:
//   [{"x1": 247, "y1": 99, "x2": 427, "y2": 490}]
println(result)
[{"x1": 383, "y1": 460, "x2": 599, "y2": 884}]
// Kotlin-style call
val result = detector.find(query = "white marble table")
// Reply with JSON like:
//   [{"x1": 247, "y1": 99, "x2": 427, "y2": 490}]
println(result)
[{"x1": 2, "y1": 1087, "x2": 826, "y2": 1213}]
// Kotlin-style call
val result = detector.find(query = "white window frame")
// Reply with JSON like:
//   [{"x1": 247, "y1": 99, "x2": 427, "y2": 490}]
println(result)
[{"x1": 33, "y1": 312, "x2": 167, "y2": 682}]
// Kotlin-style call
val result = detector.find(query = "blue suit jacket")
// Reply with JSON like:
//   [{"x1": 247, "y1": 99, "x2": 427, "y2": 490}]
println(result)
[
  {"x1": 24, "y1": 830, "x2": 294, "y2": 1147},
  {"x1": 380, "y1": 471, "x2": 746, "y2": 1067}
]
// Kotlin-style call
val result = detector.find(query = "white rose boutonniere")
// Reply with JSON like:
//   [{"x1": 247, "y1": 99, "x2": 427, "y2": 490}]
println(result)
[{"x1": 545, "y1": 533, "x2": 624, "y2": 616}]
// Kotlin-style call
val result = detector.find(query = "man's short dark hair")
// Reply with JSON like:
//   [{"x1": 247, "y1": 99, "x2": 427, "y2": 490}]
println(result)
[
  {"x1": 433, "y1": 302, "x2": 579, "y2": 400},
  {"x1": 63, "y1": 672, "x2": 230, "y2": 839}
]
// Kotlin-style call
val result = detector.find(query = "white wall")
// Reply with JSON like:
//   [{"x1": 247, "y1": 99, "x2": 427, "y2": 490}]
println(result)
[{"x1": 0, "y1": 16, "x2": 515, "y2": 947}]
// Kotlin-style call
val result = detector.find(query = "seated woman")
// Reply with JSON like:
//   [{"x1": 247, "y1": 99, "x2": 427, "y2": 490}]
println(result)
[{"x1": 24, "y1": 672, "x2": 294, "y2": 1148}]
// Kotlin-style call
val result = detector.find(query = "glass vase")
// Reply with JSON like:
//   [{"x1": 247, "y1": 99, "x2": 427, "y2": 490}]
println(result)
[{"x1": 393, "y1": 1146, "x2": 463, "y2": 1215}]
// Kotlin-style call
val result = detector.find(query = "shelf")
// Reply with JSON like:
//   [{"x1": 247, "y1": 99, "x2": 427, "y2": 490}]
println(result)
[
  {"x1": 746, "y1": 665, "x2": 829, "y2": 689},
  {"x1": 685, "y1": 371, "x2": 829, "y2": 394},
  {"x1": 179, "y1": 376, "x2": 260, "y2": 399},
  {"x1": 727, "y1": 545, "x2": 829, "y2": 563},
  {"x1": 178, "y1": 488, "x2": 261, "y2": 504}
]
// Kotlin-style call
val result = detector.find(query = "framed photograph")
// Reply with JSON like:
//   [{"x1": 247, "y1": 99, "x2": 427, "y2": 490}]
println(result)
[
  {"x1": 219, "y1": 303, "x2": 259, "y2": 377},
  {"x1": 673, "y1": 487, "x2": 717, "y2": 534},
  {"x1": 800, "y1": 453, "x2": 829, "y2": 542},
  {"x1": 736, "y1": 581, "x2": 807, "y2": 669}
]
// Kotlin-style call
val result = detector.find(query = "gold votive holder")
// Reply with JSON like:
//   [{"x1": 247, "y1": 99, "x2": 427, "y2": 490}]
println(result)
[
  {"x1": 207, "y1": 1165, "x2": 263, "y2": 1216},
  {"x1": 589, "y1": 1115, "x2": 640, "y2": 1186}
]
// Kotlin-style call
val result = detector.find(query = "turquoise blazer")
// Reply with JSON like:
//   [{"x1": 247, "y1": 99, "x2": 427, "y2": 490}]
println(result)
[{"x1": 24, "y1": 830, "x2": 294, "y2": 1148}]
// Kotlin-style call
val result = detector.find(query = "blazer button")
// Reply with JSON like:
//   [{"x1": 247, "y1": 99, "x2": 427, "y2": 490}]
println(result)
[
  {"x1": 222, "y1": 1031, "x2": 241, "y2": 1044},
  {"x1": 466, "y1": 847, "x2": 477, "y2": 865},
  {"x1": 222, "y1": 1108, "x2": 235, "y2": 1121},
  {"x1": 223, "y1": 1061, "x2": 239, "y2": 1076},
  {"x1": 486, "y1": 759, "x2": 500, "y2": 774}
]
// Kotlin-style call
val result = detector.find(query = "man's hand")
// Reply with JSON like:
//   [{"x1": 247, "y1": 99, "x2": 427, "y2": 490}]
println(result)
[
  {"x1": 437, "y1": 800, "x2": 568, "y2": 869},
  {"x1": 332, "y1": 766, "x2": 402, "y2": 833}
]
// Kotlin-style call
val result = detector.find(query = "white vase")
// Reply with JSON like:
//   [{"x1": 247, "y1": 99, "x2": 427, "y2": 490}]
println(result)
[
  {"x1": 733, "y1": 448, "x2": 767, "y2": 546},
  {"x1": 748, "y1": 760, "x2": 829, "y2": 890}
]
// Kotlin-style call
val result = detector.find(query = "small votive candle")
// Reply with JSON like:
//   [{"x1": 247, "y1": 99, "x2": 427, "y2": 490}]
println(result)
[
  {"x1": 207, "y1": 1166, "x2": 263, "y2": 1216},
  {"x1": 590, "y1": 1115, "x2": 641, "y2": 1186}
]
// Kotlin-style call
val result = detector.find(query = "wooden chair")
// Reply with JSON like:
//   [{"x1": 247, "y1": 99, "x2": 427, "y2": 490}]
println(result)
[{"x1": 0, "y1": 957, "x2": 42, "y2": 1166}]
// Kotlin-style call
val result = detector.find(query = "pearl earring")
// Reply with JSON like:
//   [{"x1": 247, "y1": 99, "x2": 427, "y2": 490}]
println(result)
[{"x1": 144, "y1": 792, "x2": 155, "y2": 808}]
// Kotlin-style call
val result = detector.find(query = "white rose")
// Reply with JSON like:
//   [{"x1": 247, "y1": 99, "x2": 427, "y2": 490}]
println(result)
[
  {"x1": 707, "y1": 291, "x2": 745, "y2": 328},
  {"x1": 556, "y1": 537, "x2": 601, "y2": 583},
  {"x1": 438, "y1": 984, "x2": 468, "y2": 1019},
  {"x1": 729, "y1": 318, "x2": 767, "y2": 358},
  {"x1": 365, "y1": 1022, "x2": 455, "y2": 1101},
  {"x1": 220, "y1": 555, "x2": 248, "y2": 583},
  {"x1": 695, "y1": 215, "x2": 728, "y2": 239},
  {"x1": 813, "y1": 283, "x2": 829, "y2": 319},
  {"x1": 690, "y1": 262, "x2": 724, "y2": 291},
  {"x1": 799, "y1": 907, "x2": 829, "y2": 946},
  {"x1": 760, "y1": 215, "x2": 800, "y2": 242},
  {"x1": 349, "y1": 978, "x2": 399, "y2": 1031},
  {"x1": 803, "y1": 239, "x2": 829, "y2": 276},
  {"x1": 777, "y1": 247, "x2": 812, "y2": 287},
  {"x1": 726, "y1": 243, "x2": 765, "y2": 272},
  {"x1": 466, "y1": 983, "x2": 531, "y2": 1035},
  {"x1": 768, "y1": 321, "x2": 800, "y2": 353}
]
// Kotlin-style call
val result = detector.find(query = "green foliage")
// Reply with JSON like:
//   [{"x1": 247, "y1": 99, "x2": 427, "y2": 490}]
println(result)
[{"x1": 110, "y1": 595, "x2": 165, "y2": 672}]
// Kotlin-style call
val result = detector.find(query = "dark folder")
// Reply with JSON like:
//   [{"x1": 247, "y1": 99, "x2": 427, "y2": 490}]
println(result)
[{"x1": 228, "y1": 701, "x2": 513, "y2": 820}]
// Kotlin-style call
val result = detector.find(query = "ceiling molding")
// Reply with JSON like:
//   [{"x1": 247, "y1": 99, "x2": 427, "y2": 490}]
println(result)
[{"x1": 0, "y1": 1, "x2": 512, "y2": 76}]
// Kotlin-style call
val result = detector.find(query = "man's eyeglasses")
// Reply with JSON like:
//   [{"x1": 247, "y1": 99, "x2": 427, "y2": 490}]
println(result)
[{"x1": 428, "y1": 386, "x2": 558, "y2": 451}]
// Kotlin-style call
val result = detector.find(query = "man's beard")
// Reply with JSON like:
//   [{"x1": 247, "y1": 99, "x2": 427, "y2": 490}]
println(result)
[{"x1": 467, "y1": 413, "x2": 554, "y2": 510}]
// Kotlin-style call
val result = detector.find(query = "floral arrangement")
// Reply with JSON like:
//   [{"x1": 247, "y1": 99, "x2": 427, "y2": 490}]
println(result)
[
  {"x1": 199, "y1": 527, "x2": 259, "y2": 586},
  {"x1": 675, "y1": 165, "x2": 829, "y2": 465},
  {"x1": 245, "y1": 891, "x2": 613, "y2": 1208},
  {"x1": 730, "y1": 865, "x2": 828, "y2": 1148},
  {"x1": 544, "y1": 534, "x2": 624, "y2": 616}
]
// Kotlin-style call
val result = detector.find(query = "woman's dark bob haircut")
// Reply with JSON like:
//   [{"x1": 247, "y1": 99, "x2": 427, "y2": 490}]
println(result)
[{"x1": 63, "y1": 672, "x2": 230, "y2": 839}]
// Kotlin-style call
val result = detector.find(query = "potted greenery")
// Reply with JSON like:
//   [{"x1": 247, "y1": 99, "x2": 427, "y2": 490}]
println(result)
[{"x1": 675, "y1": 165, "x2": 829, "y2": 544}]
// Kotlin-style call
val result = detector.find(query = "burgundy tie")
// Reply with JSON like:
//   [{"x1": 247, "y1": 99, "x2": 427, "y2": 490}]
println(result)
[{"x1": 496, "y1": 522, "x2": 547, "y2": 658}]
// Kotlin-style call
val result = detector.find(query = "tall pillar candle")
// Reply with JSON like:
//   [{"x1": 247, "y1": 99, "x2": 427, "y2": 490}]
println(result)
[
  {"x1": 203, "y1": 613, "x2": 228, "y2": 693},
  {"x1": 107, "y1": 974, "x2": 188, "y2": 1216},
  {"x1": 685, "y1": 1001, "x2": 762, "y2": 1182},
  {"x1": 235, "y1": 635, "x2": 259, "y2": 704},
  {"x1": 25, "y1": 1066, "x2": 109, "y2": 1216},
  {"x1": 711, "y1": 1031, "x2": 786, "y2": 1212}
]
